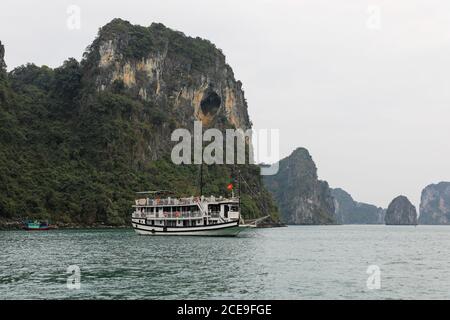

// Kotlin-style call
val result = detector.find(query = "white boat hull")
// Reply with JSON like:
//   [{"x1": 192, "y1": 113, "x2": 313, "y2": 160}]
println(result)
[{"x1": 131, "y1": 219, "x2": 243, "y2": 236}]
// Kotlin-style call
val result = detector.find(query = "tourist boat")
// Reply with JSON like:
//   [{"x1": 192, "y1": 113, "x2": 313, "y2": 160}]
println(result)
[
  {"x1": 23, "y1": 220, "x2": 50, "y2": 231},
  {"x1": 131, "y1": 193, "x2": 244, "y2": 236}
]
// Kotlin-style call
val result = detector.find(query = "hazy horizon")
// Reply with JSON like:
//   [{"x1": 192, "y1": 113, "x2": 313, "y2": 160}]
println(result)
[{"x1": 1, "y1": 0, "x2": 449, "y2": 209}]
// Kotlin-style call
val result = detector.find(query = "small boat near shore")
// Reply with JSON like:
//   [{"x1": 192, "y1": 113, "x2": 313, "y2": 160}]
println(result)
[{"x1": 23, "y1": 220, "x2": 50, "y2": 231}]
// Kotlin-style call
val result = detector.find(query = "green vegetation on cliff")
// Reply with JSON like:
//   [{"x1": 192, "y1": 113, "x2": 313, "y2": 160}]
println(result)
[{"x1": 0, "y1": 22, "x2": 278, "y2": 226}]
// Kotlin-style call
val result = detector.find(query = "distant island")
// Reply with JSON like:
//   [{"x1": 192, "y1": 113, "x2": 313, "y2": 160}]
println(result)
[
  {"x1": 263, "y1": 147, "x2": 449, "y2": 226},
  {"x1": 385, "y1": 196, "x2": 418, "y2": 225},
  {"x1": 331, "y1": 188, "x2": 385, "y2": 224},
  {"x1": 263, "y1": 147, "x2": 336, "y2": 225},
  {"x1": 419, "y1": 182, "x2": 450, "y2": 224}
]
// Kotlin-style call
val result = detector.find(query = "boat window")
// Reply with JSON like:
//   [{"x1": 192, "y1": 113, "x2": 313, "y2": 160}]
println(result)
[
  {"x1": 209, "y1": 204, "x2": 220, "y2": 213},
  {"x1": 224, "y1": 205, "x2": 229, "y2": 218}
]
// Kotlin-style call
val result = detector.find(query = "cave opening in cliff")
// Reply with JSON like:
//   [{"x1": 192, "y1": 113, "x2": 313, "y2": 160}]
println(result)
[{"x1": 200, "y1": 92, "x2": 221, "y2": 115}]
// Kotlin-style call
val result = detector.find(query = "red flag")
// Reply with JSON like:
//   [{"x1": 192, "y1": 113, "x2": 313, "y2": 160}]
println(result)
[{"x1": 227, "y1": 183, "x2": 233, "y2": 191}]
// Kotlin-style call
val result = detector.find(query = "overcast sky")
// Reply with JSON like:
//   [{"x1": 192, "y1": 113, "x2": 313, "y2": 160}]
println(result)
[{"x1": 1, "y1": 0, "x2": 449, "y2": 208}]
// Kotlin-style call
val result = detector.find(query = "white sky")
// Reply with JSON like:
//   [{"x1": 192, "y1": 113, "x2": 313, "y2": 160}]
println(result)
[{"x1": 1, "y1": 0, "x2": 449, "y2": 208}]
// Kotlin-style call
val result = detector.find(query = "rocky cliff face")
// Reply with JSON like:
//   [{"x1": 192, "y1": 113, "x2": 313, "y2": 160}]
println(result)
[
  {"x1": 419, "y1": 182, "x2": 450, "y2": 224},
  {"x1": 264, "y1": 148, "x2": 336, "y2": 224},
  {"x1": 331, "y1": 188, "x2": 385, "y2": 224},
  {"x1": 385, "y1": 196, "x2": 417, "y2": 225},
  {"x1": 82, "y1": 19, "x2": 250, "y2": 132}
]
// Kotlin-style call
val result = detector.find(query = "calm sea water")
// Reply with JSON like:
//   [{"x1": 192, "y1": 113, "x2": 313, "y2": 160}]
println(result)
[{"x1": 1, "y1": 225, "x2": 450, "y2": 299}]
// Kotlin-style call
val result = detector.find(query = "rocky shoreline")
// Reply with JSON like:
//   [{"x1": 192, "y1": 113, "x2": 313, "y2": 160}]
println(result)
[
  {"x1": 0, "y1": 218, "x2": 130, "y2": 231},
  {"x1": 256, "y1": 222, "x2": 287, "y2": 228}
]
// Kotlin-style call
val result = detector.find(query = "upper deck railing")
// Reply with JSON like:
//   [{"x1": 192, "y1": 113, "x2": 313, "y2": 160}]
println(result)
[
  {"x1": 134, "y1": 195, "x2": 239, "y2": 207},
  {"x1": 132, "y1": 211, "x2": 222, "y2": 219}
]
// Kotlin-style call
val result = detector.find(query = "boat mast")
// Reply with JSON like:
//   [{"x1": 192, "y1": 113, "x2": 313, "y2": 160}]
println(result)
[
  {"x1": 238, "y1": 168, "x2": 242, "y2": 225},
  {"x1": 238, "y1": 168, "x2": 241, "y2": 206},
  {"x1": 199, "y1": 162, "x2": 203, "y2": 196},
  {"x1": 199, "y1": 136, "x2": 204, "y2": 197}
]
